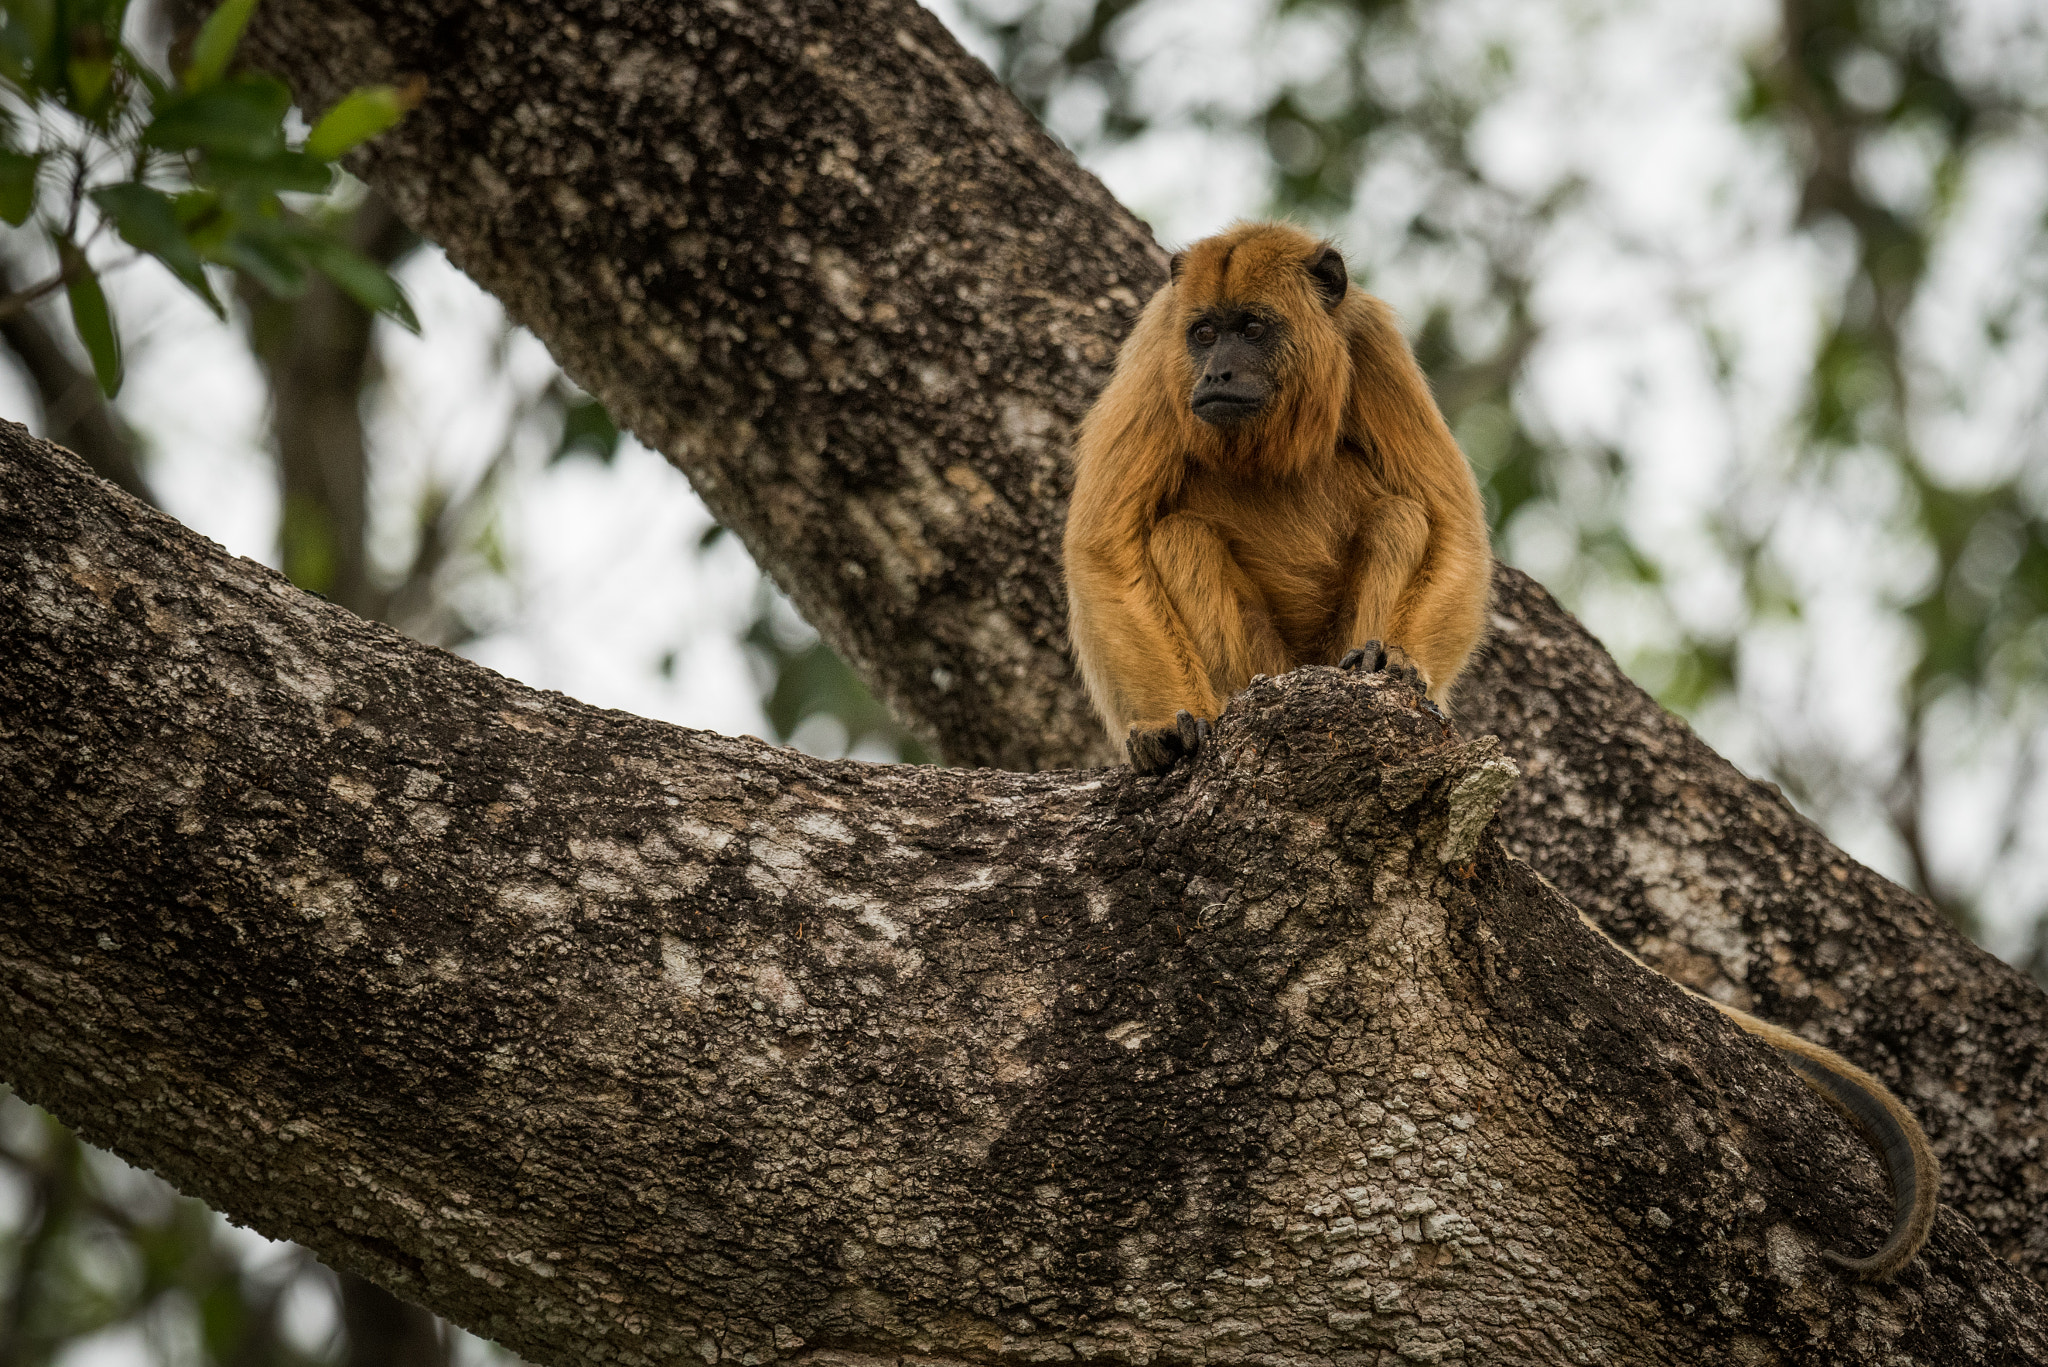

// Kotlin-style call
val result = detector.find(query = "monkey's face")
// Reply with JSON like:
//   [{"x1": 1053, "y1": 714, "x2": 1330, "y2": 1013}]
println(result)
[
  {"x1": 1186, "y1": 307, "x2": 1289, "y2": 428},
  {"x1": 1169, "y1": 225, "x2": 1352, "y2": 435}
]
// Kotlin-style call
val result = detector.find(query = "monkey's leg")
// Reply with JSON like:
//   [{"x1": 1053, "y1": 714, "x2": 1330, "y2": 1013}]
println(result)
[
  {"x1": 1150, "y1": 512, "x2": 1291, "y2": 705},
  {"x1": 1066, "y1": 514, "x2": 1247, "y2": 771},
  {"x1": 1339, "y1": 496, "x2": 1429, "y2": 672}
]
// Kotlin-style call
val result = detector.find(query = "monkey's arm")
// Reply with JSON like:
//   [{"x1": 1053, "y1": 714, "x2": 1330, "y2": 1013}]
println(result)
[
  {"x1": 1064, "y1": 290, "x2": 1236, "y2": 769},
  {"x1": 1381, "y1": 509, "x2": 1491, "y2": 705},
  {"x1": 1065, "y1": 526, "x2": 1217, "y2": 736},
  {"x1": 1335, "y1": 295, "x2": 1494, "y2": 703},
  {"x1": 1341, "y1": 495, "x2": 1430, "y2": 658}
]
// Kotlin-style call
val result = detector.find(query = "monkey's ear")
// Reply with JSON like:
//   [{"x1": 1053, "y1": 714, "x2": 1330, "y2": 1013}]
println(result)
[
  {"x1": 1308, "y1": 246, "x2": 1348, "y2": 309},
  {"x1": 1169, "y1": 250, "x2": 1187, "y2": 284}
]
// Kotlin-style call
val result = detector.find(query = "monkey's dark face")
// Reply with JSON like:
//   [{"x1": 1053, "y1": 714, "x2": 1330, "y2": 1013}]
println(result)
[{"x1": 1186, "y1": 306, "x2": 1289, "y2": 427}]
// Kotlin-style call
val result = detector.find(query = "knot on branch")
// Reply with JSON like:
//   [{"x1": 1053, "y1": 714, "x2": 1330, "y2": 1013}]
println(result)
[{"x1": 1165, "y1": 664, "x2": 1520, "y2": 870}]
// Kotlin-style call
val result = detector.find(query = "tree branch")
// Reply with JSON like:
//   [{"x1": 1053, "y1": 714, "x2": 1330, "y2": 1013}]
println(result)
[
  {"x1": 230, "y1": 0, "x2": 2048, "y2": 1281},
  {"x1": 247, "y1": 0, "x2": 1155, "y2": 773},
  {"x1": 1457, "y1": 573, "x2": 2048, "y2": 1277},
  {"x1": 6, "y1": 426, "x2": 2045, "y2": 1364}
]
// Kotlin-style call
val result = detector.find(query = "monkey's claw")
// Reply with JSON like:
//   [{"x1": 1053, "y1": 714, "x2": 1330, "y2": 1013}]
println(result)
[
  {"x1": 1340, "y1": 640, "x2": 1387, "y2": 672},
  {"x1": 1126, "y1": 710, "x2": 1211, "y2": 775},
  {"x1": 1383, "y1": 645, "x2": 1423, "y2": 688}
]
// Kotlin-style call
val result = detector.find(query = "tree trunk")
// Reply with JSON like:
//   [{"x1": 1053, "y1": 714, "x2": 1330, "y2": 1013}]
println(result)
[
  {"x1": 1458, "y1": 573, "x2": 2048, "y2": 1280},
  {"x1": 231, "y1": 0, "x2": 2048, "y2": 1285},
  {"x1": 244, "y1": 0, "x2": 1153, "y2": 774},
  {"x1": 5, "y1": 427, "x2": 2044, "y2": 1366}
]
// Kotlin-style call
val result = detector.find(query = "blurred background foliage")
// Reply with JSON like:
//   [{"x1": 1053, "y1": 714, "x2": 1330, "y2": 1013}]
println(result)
[{"x1": 2, "y1": 0, "x2": 2044, "y2": 1362}]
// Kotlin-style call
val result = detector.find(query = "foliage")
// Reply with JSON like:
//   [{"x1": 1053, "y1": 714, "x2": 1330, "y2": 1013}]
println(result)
[{"x1": 0, "y1": 0, "x2": 418, "y2": 396}]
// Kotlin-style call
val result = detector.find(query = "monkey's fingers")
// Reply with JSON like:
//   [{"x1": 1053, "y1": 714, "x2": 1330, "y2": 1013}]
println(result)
[
  {"x1": 1382, "y1": 644, "x2": 1431, "y2": 696},
  {"x1": 1126, "y1": 722, "x2": 1190, "y2": 775},
  {"x1": 1339, "y1": 640, "x2": 1387, "y2": 672},
  {"x1": 1175, "y1": 709, "x2": 1212, "y2": 755}
]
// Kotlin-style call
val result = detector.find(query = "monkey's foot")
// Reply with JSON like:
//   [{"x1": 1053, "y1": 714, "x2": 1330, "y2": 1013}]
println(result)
[{"x1": 1126, "y1": 710, "x2": 1211, "y2": 775}]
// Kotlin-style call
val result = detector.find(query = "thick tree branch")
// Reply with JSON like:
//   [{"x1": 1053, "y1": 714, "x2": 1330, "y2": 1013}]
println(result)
[
  {"x1": 5, "y1": 428, "x2": 2045, "y2": 1365},
  {"x1": 233, "y1": 0, "x2": 2048, "y2": 1280},
  {"x1": 247, "y1": 0, "x2": 1154, "y2": 773},
  {"x1": 1457, "y1": 575, "x2": 2048, "y2": 1277}
]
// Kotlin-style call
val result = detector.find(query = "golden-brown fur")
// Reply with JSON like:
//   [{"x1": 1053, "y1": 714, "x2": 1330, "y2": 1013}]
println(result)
[{"x1": 1064, "y1": 221, "x2": 1492, "y2": 751}]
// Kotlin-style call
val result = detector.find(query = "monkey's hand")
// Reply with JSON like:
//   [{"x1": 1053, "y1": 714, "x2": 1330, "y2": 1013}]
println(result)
[
  {"x1": 1340, "y1": 641, "x2": 1440, "y2": 713},
  {"x1": 1338, "y1": 639, "x2": 1387, "y2": 673},
  {"x1": 1126, "y1": 710, "x2": 1211, "y2": 775}
]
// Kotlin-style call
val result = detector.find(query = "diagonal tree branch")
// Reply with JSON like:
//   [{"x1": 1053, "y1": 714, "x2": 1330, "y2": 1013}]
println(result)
[
  {"x1": 1456, "y1": 576, "x2": 2048, "y2": 1276},
  {"x1": 228, "y1": 0, "x2": 2048, "y2": 1280},
  {"x1": 247, "y1": 0, "x2": 1155, "y2": 774},
  {"x1": 5, "y1": 426, "x2": 2045, "y2": 1364}
]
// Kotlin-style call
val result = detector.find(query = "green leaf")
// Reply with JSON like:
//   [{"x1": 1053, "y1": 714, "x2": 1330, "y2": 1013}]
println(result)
[
  {"x1": 304, "y1": 81, "x2": 419, "y2": 161},
  {"x1": 0, "y1": 148, "x2": 41, "y2": 224},
  {"x1": 170, "y1": 188, "x2": 229, "y2": 250},
  {"x1": 303, "y1": 236, "x2": 418, "y2": 331},
  {"x1": 57, "y1": 239, "x2": 121, "y2": 396},
  {"x1": 91, "y1": 181, "x2": 222, "y2": 315},
  {"x1": 195, "y1": 148, "x2": 332, "y2": 194},
  {"x1": 222, "y1": 230, "x2": 306, "y2": 296},
  {"x1": 554, "y1": 391, "x2": 620, "y2": 464},
  {"x1": 144, "y1": 74, "x2": 289, "y2": 157},
  {"x1": 184, "y1": 0, "x2": 259, "y2": 91}
]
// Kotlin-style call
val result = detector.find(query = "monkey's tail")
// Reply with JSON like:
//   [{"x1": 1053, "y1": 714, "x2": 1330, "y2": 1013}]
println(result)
[
  {"x1": 1565, "y1": 903, "x2": 1940, "y2": 1278},
  {"x1": 1733, "y1": 1018, "x2": 1941, "y2": 1280}
]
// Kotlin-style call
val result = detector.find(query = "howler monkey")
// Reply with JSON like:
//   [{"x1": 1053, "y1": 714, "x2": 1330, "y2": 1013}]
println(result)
[
  {"x1": 1064, "y1": 221, "x2": 1491, "y2": 774},
  {"x1": 1061, "y1": 220, "x2": 1939, "y2": 1279}
]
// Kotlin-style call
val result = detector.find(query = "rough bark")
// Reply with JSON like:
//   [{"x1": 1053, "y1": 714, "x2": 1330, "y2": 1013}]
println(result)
[
  {"x1": 231, "y1": 0, "x2": 2048, "y2": 1283},
  {"x1": 5, "y1": 427, "x2": 2045, "y2": 1366},
  {"x1": 1457, "y1": 574, "x2": 2048, "y2": 1281},
  {"x1": 245, "y1": 0, "x2": 1156, "y2": 773}
]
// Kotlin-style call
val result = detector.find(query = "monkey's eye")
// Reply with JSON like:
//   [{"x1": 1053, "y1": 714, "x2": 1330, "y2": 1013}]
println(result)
[
  {"x1": 1192, "y1": 324, "x2": 1218, "y2": 347},
  {"x1": 1242, "y1": 321, "x2": 1266, "y2": 340}
]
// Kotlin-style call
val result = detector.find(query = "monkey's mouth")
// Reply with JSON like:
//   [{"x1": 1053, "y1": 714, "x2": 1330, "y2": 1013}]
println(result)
[{"x1": 1191, "y1": 392, "x2": 1265, "y2": 425}]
